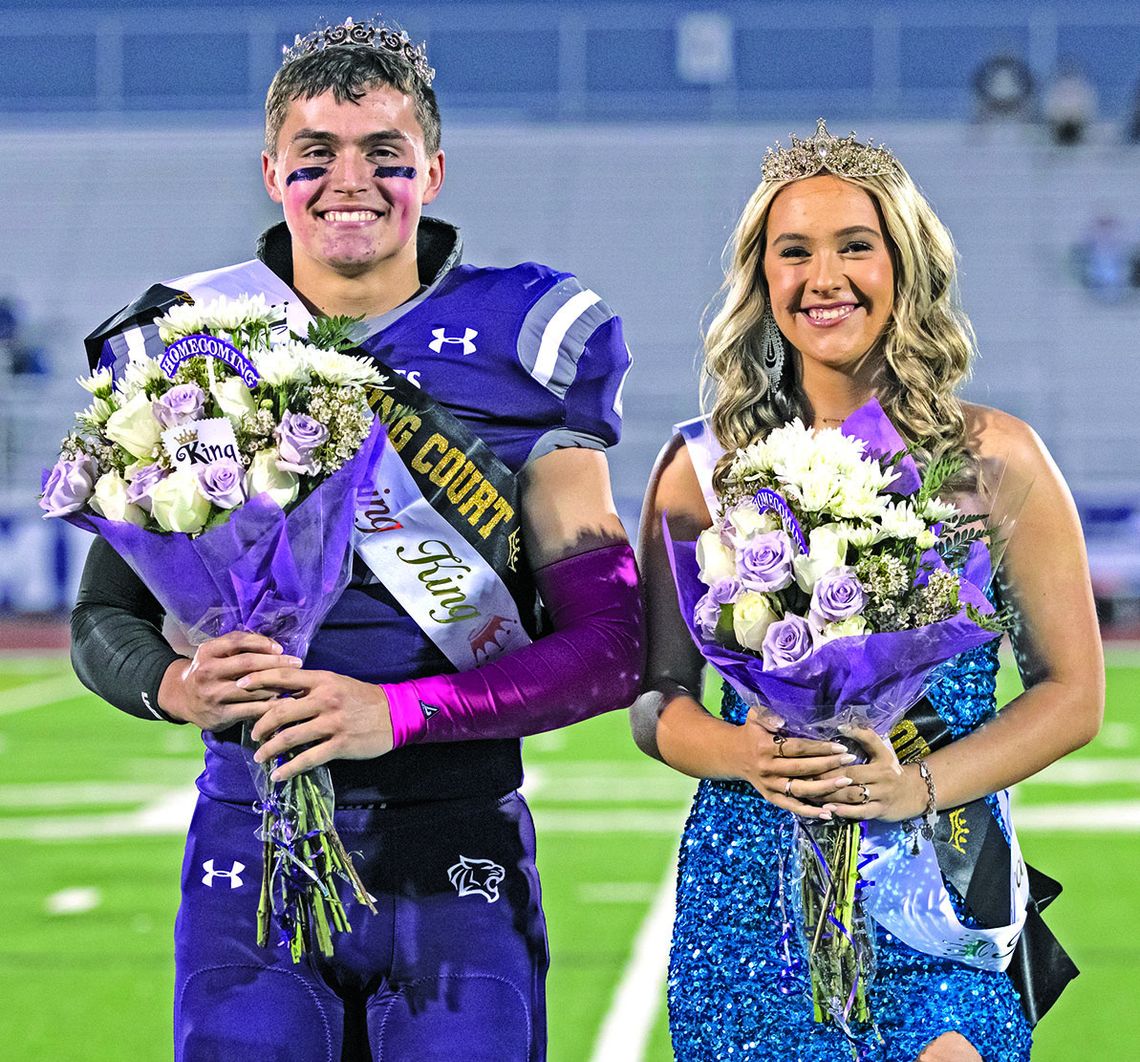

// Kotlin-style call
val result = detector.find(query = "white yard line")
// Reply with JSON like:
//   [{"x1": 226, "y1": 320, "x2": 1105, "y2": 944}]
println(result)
[
  {"x1": 589, "y1": 859, "x2": 677, "y2": 1062},
  {"x1": 1024, "y1": 757, "x2": 1140, "y2": 785},
  {"x1": 0, "y1": 785, "x2": 198, "y2": 840},
  {"x1": 0, "y1": 674, "x2": 86, "y2": 717},
  {"x1": 537, "y1": 809, "x2": 689, "y2": 834},
  {"x1": 0, "y1": 781, "x2": 184, "y2": 807},
  {"x1": 1014, "y1": 800, "x2": 1140, "y2": 831}
]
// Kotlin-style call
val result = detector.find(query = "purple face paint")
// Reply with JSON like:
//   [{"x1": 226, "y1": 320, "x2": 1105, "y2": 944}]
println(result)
[
  {"x1": 374, "y1": 166, "x2": 416, "y2": 179},
  {"x1": 285, "y1": 166, "x2": 328, "y2": 185}
]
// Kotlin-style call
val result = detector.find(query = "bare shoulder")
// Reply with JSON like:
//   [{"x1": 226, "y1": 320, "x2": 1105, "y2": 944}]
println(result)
[
  {"x1": 961, "y1": 401, "x2": 1058, "y2": 480},
  {"x1": 642, "y1": 434, "x2": 712, "y2": 541}
]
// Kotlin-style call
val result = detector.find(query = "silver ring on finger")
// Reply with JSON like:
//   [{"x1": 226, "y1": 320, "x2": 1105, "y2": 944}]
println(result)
[
  {"x1": 783, "y1": 777, "x2": 794, "y2": 798},
  {"x1": 856, "y1": 783, "x2": 871, "y2": 805}
]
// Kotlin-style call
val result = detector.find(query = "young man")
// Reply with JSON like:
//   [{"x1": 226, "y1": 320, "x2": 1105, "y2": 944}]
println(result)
[{"x1": 72, "y1": 19, "x2": 642, "y2": 1061}]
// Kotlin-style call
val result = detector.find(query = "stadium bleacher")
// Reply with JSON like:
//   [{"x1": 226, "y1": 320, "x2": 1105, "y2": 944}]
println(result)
[{"x1": 2, "y1": 0, "x2": 1138, "y2": 619}]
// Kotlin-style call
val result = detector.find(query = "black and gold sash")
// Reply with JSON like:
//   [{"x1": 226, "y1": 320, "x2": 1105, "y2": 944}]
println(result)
[{"x1": 891, "y1": 701, "x2": 1079, "y2": 1025}]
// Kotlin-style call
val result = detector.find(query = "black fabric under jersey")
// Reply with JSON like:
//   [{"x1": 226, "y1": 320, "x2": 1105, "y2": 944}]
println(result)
[{"x1": 71, "y1": 536, "x2": 185, "y2": 722}]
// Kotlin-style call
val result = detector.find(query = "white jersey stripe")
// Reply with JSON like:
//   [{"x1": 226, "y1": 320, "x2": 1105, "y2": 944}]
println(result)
[{"x1": 531, "y1": 288, "x2": 602, "y2": 388}]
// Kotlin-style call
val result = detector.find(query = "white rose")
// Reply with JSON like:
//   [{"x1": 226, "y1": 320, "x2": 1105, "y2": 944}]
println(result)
[
  {"x1": 793, "y1": 523, "x2": 849, "y2": 592},
  {"x1": 88, "y1": 470, "x2": 147, "y2": 527},
  {"x1": 305, "y1": 347, "x2": 381, "y2": 386},
  {"x1": 813, "y1": 614, "x2": 870, "y2": 647},
  {"x1": 732, "y1": 590, "x2": 779, "y2": 652},
  {"x1": 105, "y1": 390, "x2": 163, "y2": 460},
  {"x1": 212, "y1": 376, "x2": 258, "y2": 421},
  {"x1": 148, "y1": 466, "x2": 211, "y2": 533},
  {"x1": 696, "y1": 527, "x2": 737, "y2": 585},
  {"x1": 246, "y1": 449, "x2": 300, "y2": 509},
  {"x1": 725, "y1": 502, "x2": 780, "y2": 544}
]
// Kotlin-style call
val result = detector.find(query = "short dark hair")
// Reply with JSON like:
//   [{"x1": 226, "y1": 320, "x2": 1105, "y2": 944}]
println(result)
[{"x1": 265, "y1": 45, "x2": 441, "y2": 157}]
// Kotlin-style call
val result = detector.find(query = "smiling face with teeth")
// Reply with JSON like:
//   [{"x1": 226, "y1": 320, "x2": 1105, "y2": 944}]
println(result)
[
  {"x1": 262, "y1": 82, "x2": 444, "y2": 310},
  {"x1": 762, "y1": 174, "x2": 895, "y2": 394}
]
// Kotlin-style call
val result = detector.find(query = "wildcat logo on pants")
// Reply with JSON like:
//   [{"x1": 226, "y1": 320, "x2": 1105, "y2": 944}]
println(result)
[{"x1": 448, "y1": 856, "x2": 505, "y2": 903}]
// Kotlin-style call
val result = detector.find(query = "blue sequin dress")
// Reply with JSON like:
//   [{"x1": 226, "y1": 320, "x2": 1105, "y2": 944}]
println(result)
[{"x1": 668, "y1": 642, "x2": 1033, "y2": 1062}]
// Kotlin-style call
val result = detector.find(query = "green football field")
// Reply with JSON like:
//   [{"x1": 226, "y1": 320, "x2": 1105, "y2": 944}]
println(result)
[{"x1": 1, "y1": 651, "x2": 1136, "y2": 1061}]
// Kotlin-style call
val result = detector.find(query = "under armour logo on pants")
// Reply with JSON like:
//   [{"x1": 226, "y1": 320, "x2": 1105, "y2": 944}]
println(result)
[{"x1": 201, "y1": 859, "x2": 246, "y2": 889}]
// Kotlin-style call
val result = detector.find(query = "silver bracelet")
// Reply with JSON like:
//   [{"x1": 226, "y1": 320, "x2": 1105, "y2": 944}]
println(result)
[
  {"x1": 916, "y1": 759, "x2": 938, "y2": 837},
  {"x1": 905, "y1": 759, "x2": 938, "y2": 856}
]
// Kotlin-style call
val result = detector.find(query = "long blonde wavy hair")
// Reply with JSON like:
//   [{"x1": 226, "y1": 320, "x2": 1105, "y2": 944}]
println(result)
[{"x1": 704, "y1": 157, "x2": 977, "y2": 492}]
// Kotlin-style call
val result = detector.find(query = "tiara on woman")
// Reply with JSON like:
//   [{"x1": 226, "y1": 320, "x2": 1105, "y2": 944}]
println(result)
[
  {"x1": 761, "y1": 118, "x2": 898, "y2": 182},
  {"x1": 281, "y1": 17, "x2": 436, "y2": 87}
]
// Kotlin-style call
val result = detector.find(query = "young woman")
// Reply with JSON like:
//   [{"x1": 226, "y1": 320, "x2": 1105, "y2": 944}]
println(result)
[{"x1": 632, "y1": 122, "x2": 1103, "y2": 1061}]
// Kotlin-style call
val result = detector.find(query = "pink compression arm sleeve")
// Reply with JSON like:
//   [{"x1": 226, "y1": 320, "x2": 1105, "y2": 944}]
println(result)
[{"x1": 381, "y1": 542, "x2": 644, "y2": 747}]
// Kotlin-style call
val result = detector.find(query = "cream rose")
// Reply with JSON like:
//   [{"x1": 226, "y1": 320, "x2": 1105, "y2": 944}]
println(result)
[
  {"x1": 793, "y1": 523, "x2": 849, "y2": 592},
  {"x1": 104, "y1": 390, "x2": 163, "y2": 460},
  {"x1": 725, "y1": 501, "x2": 780, "y2": 544},
  {"x1": 148, "y1": 466, "x2": 211, "y2": 533},
  {"x1": 732, "y1": 590, "x2": 778, "y2": 652},
  {"x1": 212, "y1": 376, "x2": 258, "y2": 421},
  {"x1": 89, "y1": 470, "x2": 148, "y2": 526},
  {"x1": 696, "y1": 527, "x2": 737, "y2": 585},
  {"x1": 246, "y1": 449, "x2": 300, "y2": 508},
  {"x1": 813, "y1": 614, "x2": 870, "y2": 647}
]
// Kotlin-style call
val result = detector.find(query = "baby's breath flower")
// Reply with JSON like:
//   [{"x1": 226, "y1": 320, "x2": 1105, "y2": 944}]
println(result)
[{"x1": 912, "y1": 569, "x2": 961, "y2": 625}]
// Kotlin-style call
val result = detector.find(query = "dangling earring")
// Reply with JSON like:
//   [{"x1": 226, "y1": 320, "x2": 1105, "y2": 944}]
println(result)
[{"x1": 759, "y1": 306, "x2": 785, "y2": 395}]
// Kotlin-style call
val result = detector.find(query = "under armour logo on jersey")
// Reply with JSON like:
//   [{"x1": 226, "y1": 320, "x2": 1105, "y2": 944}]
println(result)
[
  {"x1": 429, "y1": 327, "x2": 478, "y2": 355},
  {"x1": 201, "y1": 859, "x2": 246, "y2": 889},
  {"x1": 447, "y1": 856, "x2": 505, "y2": 903}
]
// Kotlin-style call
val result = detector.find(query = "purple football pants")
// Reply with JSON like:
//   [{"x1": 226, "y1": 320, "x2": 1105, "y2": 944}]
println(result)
[{"x1": 174, "y1": 790, "x2": 548, "y2": 1061}]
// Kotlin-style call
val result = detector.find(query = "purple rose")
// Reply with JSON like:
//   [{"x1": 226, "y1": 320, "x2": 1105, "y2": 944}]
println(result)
[
  {"x1": 694, "y1": 591, "x2": 719, "y2": 635},
  {"x1": 152, "y1": 384, "x2": 206, "y2": 430},
  {"x1": 694, "y1": 578, "x2": 742, "y2": 635},
  {"x1": 275, "y1": 411, "x2": 329, "y2": 475},
  {"x1": 761, "y1": 614, "x2": 814, "y2": 670},
  {"x1": 197, "y1": 458, "x2": 247, "y2": 510},
  {"x1": 125, "y1": 462, "x2": 169, "y2": 513},
  {"x1": 810, "y1": 565, "x2": 866, "y2": 625},
  {"x1": 39, "y1": 454, "x2": 96, "y2": 517},
  {"x1": 738, "y1": 531, "x2": 795, "y2": 593}
]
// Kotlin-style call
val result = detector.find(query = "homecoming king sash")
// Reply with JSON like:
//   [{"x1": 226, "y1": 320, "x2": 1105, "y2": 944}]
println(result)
[{"x1": 86, "y1": 260, "x2": 534, "y2": 671}]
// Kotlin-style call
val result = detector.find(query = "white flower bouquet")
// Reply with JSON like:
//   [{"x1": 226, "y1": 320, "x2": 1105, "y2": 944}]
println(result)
[
  {"x1": 665, "y1": 399, "x2": 1012, "y2": 1032},
  {"x1": 41, "y1": 295, "x2": 388, "y2": 960}
]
